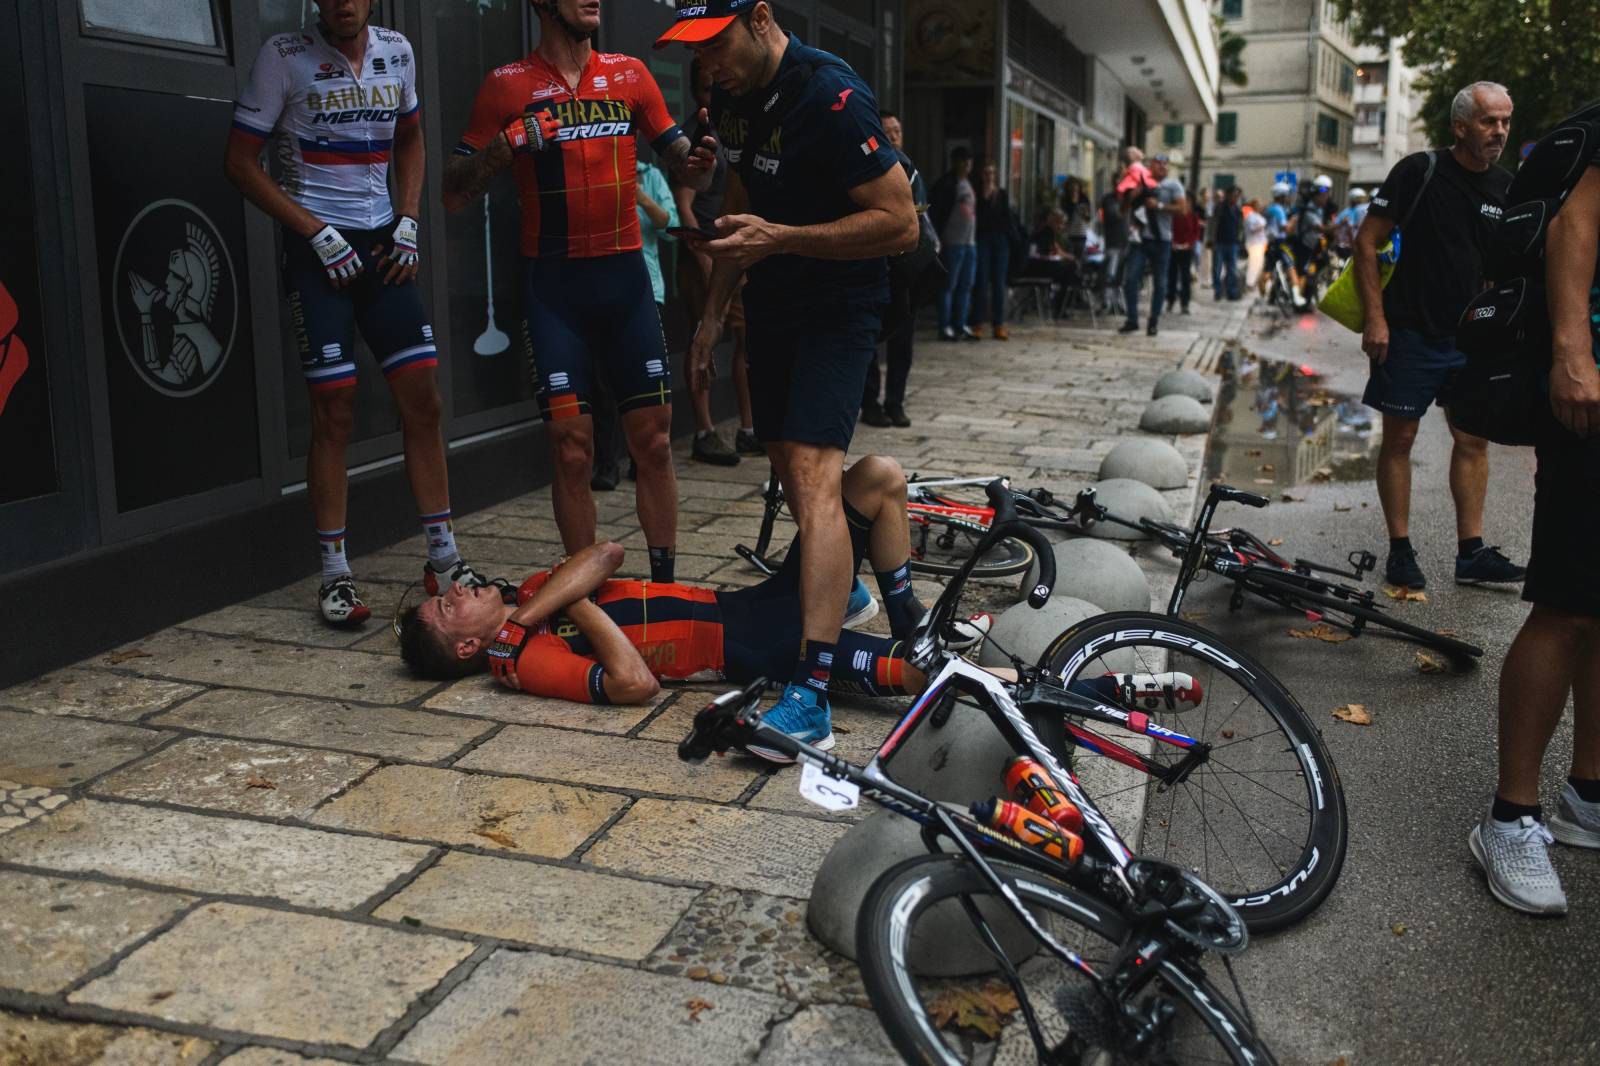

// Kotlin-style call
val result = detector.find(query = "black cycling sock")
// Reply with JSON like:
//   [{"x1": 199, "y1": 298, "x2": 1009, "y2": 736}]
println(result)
[
  {"x1": 1491, "y1": 794, "x2": 1542, "y2": 824},
  {"x1": 1569, "y1": 776, "x2": 1600, "y2": 803},
  {"x1": 1458, "y1": 537, "x2": 1484, "y2": 559},
  {"x1": 1389, "y1": 536, "x2": 1413, "y2": 555},
  {"x1": 792, "y1": 638, "x2": 835, "y2": 696},
  {"x1": 648, "y1": 545, "x2": 675, "y2": 584},
  {"x1": 876, "y1": 562, "x2": 924, "y2": 639}
]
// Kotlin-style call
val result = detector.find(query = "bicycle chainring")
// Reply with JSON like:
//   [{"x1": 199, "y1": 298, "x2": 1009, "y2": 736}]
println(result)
[{"x1": 1126, "y1": 859, "x2": 1249, "y2": 956}]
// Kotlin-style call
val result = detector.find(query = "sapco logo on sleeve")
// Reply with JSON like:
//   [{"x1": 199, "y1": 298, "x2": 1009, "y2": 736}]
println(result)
[{"x1": 112, "y1": 199, "x2": 238, "y2": 398}]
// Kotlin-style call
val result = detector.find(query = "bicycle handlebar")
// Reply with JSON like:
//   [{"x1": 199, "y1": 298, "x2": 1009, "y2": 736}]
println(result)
[
  {"x1": 986, "y1": 480, "x2": 1055, "y2": 607},
  {"x1": 1207, "y1": 485, "x2": 1270, "y2": 509},
  {"x1": 678, "y1": 677, "x2": 767, "y2": 763}
]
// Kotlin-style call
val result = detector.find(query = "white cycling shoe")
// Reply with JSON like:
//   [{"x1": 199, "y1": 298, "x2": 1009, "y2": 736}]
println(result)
[{"x1": 1550, "y1": 781, "x2": 1600, "y2": 850}]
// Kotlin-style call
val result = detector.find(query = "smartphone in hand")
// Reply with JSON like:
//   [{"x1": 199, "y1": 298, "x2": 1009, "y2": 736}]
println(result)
[{"x1": 667, "y1": 225, "x2": 719, "y2": 242}]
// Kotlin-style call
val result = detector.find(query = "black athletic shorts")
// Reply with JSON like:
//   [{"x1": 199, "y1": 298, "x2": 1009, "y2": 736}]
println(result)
[
  {"x1": 282, "y1": 225, "x2": 437, "y2": 392},
  {"x1": 522, "y1": 252, "x2": 670, "y2": 422},
  {"x1": 744, "y1": 299, "x2": 884, "y2": 449},
  {"x1": 1524, "y1": 433, "x2": 1600, "y2": 617}
]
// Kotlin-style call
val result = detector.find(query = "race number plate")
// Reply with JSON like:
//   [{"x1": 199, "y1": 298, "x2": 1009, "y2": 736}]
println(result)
[{"x1": 798, "y1": 760, "x2": 860, "y2": 812}]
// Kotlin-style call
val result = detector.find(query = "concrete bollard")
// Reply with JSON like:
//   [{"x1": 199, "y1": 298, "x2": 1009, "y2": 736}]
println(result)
[
  {"x1": 1080, "y1": 479, "x2": 1173, "y2": 541},
  {"x1": 1025, "y1": 538, "x2": 1152, "y2": 614},
  {"x1": 1152, "y1": 367, "x2": 1215, "y2": 404},
  {"x1": 1139, "y1": 394, "x2": 1212, "y2": 434},
  {"x1": 1098, "y1": 437, "x2": 1190, "y2": 490}
]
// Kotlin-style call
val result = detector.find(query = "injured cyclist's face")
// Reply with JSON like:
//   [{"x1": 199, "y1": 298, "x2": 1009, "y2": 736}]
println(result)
[{"x1": 419, "y1": 582, "x2": 509, "y2": 658}]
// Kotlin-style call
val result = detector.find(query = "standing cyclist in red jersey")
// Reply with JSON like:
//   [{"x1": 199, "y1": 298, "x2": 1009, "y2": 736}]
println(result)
[
  {"x1": 441, "y1": 0, "x2": 715, "y2": 584},
  {"x1": 225, "y1": 0, "x2": 494, "y2": 628}
]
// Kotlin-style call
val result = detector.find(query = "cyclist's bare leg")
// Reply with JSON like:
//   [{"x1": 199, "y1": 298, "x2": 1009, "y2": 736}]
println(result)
[
  {"x1": 623, "y1": 405, "x2": 678, "y2": 554},
  {"x1": 388, "y1": 368, "x2": 450, "y2": 516},
  {"x1": 1495, "y1": 606, "x2": 1600, "y2": 805},
  {"x1": 842, "y1": 454, "x2": 913, "y2": 572},
  {"x1": 769, "y1": 441, "x2": 850, "y2": 644},
  {"x1": 1446, "y1": 420, "x2": 1489, "y2": 541},
  {"x1": 547, "y1": 416, "x2": 599, "y2": 552},
  {"x1": 307, "y1": 385, "x2": 357, "y2": 533},
  {"x1": 1376, "y1": 413, "x2": 1420, "y2": 539}
]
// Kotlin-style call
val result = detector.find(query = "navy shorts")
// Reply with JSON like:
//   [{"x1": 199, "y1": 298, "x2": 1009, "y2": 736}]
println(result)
[
  {"x1": 1362, "y1": 329, "x2": 1465, "y2": 419},
  {"x1": 522, "y1": 252, "x2": 670, "y2": 423},
  {"x1": 745, "y1": 302, "x2": 884, "y2": 449},
  {"x1": 1524, "y1": 434, "x2": 1600, "y2": 617},
  {"x1": 282, "y1": 225, "x2": 437, "y2": 392}
]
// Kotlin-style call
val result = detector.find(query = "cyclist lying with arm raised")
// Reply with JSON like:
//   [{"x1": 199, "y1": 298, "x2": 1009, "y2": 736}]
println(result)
[{"x1": 398, "y1": 455, "x2": 1195, "y2": 761}]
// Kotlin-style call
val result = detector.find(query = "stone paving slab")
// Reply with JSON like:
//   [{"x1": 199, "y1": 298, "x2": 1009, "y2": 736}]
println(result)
[
  {"x1": 644, "y1": 886, "x2": 867, "y2": 1006},
  {"x1": 179, "y1": 604, "x2": 384, "y2": 650},
  {"x1": 0, "y1": 711, "x2": 169, "y2": 790},
  {"x1": 151, "y1": 690, "x2": 491, "y2": 763},
  {"x1": 91, "y1": 737, "x2": 378, "y2": 821},
  {"x1": 756, "y1": 1003, "x2": 900, "y2": 1065},
  {"x1": 0, "y1": 781, "x2": 68, "y2": 835},
  {"x1": 457, "y1": 724, "x2": 761, "y2": 802},
  {"x1": 423, "y1": 676, "x2": 660, "y2": 732},
  {"x1": 391, "y1": 949, "x2": 786, "y2": 1066},
  {"x1": 0, "y1": 671, "x2": 202, "y2": 723},
  {"x1": 0, "y1": 1010, "x2": 213, "y2": 1064},
  {"x1": 0, "y1": 871, "x2": 194, "y2": 995},
  {"x1": 374, "y1": 851, "x2": 697, "y2": 960},
  {"x1": 309, "y1": 765, "x2": 626, "y2": 858},
  {"x1": 221, "y1": 1049, "x2": 350, "y2": 1066},
  {"x1": 586, "y1": 799, "x2": 850, "y2": 898},
  {"x1": 71, "y1": 903, "x2": 472, "y2": 1049},
  {"x1": 0, "y1": 800, "x2": 432, "y2": 909}
]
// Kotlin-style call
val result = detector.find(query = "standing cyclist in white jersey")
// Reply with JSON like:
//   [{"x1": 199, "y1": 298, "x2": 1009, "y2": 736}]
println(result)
[{"x1": 225, "y1": 0, "x2": 492, "y2": 627}]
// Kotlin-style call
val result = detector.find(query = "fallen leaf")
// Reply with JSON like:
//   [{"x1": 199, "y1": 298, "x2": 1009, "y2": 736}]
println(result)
[
  {"x1": 1288, "y1": 624, "x2": 1353, "y2": 644},
  {"x1": 472, "y1": 829, "x2": 520, "y2": 849},
  {"x1": 1415, "y1": 651, "x2": 1448, "y2": 674},
  {"x1": 926, "y1": 982, "x2": 1021, "y2": 1039},
  {"x1": 1179, "y1": 610, "x2": 1209, "y2": 621},
  {"x1": 686, "y1": 997, "x2": 715, "y2": 1023},
  {"x1": 1392, "y1": 922, "x2": 1407, "y2": 936},
  {"x1": 1281, "y1": 492, "x2": 1306, "y2": 502},
  {"x1": 148, "y1": 990, "x2": 174, "y2": 1003},
  {"x1": 1382, "y1": 585, "x2": 1428, "y2": 603},
  {"x1": 1332, "y1": 502, "x2": 1352, "y2": 512},
  {"x1": 1247, "y1": 448, "x2": 1263, "y2": 457},
  {"x1": 104, "y1": 649, "x2": 151, "y2": 665},
  {"x1": 1311, "y1": 467, "x2": 1333, "y2": 482},
  {"x1": 1268, "y1": 538, "x2": 1285, "y2": 547},
  {"x1": 1332, "y1": 703, "x2": 1372, "y2": 726},
  {"x1": 244, "y1": 776, "x2": 276, "y2": 790},
  {"x1": 1258, "y1": 463, "x2": 1276, "y2": 473},
  {"x1": 1220, "y1": 729, "x2": 1235, "y2": 739},
  {"x1": 1435, "y1": 628, "x2": 1460, "y2": 637}
]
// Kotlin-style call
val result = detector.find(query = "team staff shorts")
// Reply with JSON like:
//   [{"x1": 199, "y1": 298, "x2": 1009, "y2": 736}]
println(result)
[
  {"x1": 1524, "y1": 434, "x2": 1600, "y2": 617},
  {"x1": 282, "y1": 225, "x2": 438, "y2": 392},
  {"x1": 523, "y1": 252, "x2": 670, "y2": 422},
  {"x1": 745, "y1": 299, "x2": 884, "y2": 449},
  {"x1": 1362, "y1": 328, "x2": 1465, "y2": 419}
]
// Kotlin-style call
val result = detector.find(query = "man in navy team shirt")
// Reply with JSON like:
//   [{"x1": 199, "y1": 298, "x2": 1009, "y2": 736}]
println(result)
[{"x1": 656, "y1": 1, "x2": 918, "y2": 760}]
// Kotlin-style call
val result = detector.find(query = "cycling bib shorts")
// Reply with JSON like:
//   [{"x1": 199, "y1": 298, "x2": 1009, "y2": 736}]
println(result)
[
  {"x1": 523, "y1": 253, "x2": 670, "y2": 421},
  {"x1": 283, "y1": 226, "x2": 437, "y2": 391}
]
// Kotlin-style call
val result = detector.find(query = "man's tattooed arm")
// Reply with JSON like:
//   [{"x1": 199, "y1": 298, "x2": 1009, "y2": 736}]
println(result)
[
  {"x1": 663, "y1": 134, "x2": 713, "y2": 193},
  {"x1": 442, "y1": 136, "x2": 513, "y2": 212}
]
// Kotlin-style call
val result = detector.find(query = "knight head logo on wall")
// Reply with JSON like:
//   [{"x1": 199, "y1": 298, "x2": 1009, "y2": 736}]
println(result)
[{"x1": 113, "y1": 199, "x2": 237, "y2": 397}]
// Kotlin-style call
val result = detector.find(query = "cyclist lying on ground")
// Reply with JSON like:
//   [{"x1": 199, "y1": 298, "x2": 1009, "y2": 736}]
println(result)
[{"x1": 398, "y1": 455, "x2": 1196, "y2": 761}]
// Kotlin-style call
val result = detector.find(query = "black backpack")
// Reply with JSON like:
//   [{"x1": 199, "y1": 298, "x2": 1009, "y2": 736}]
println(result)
[{"x1": 1452, "y1": 103, "x2": 1600, "y2": 445}]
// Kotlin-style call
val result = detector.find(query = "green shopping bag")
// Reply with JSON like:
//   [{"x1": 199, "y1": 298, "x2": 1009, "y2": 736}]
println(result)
[{"x1": 1320, "y1": 151, "x2": 1436, "y2": 333}]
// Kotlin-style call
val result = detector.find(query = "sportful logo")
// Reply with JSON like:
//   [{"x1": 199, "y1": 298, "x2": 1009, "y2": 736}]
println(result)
[
  {"x1": 852, "y1": 649, "x2": 872, "y2": 672},
  {"x1": 112, "y1": 199, "x2": 238, "y2": 398},
  {"x1": 593, "y1": 76, "x2": 608, "y2": 90}
]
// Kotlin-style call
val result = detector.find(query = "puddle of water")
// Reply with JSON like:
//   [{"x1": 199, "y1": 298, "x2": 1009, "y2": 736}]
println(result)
[{"x1": 1205, "y1": 348, "x2": 1380, "y2": 490}]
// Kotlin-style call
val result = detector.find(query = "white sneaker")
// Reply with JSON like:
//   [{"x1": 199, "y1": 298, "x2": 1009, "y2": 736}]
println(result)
[
  {"x1": 318, "y1": 575, "x2": 372, "y2": 628},
  {"x1": 1550, "y1": 782, "x2": 1600, "y2": 849},
  {"x1": 1468, "y1": 812, "x2": 1568, "y2": 916}
]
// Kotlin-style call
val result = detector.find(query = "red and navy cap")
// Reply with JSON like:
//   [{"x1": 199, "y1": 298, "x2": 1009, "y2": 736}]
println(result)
[{"x1": 654, "y1": 0, "x2": 761, "y2": 49}]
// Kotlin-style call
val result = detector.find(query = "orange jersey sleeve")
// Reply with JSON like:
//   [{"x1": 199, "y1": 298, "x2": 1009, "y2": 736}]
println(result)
[
  {"x1": 456, "y1": 66, "x2": 514, "y2": 154},
  {"x1": 489, "y1": 620, "x2": 609, "y2": 704}
]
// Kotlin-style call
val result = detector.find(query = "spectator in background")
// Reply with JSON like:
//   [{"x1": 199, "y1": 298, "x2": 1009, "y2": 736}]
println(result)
[
  {"x1": 971, "y1": 160, "x2": 1014, "y2": 341},
  {"x1": 1118, "y1": 153, "x2": 1187, "y2": 337},
  {"x1": 1016, "y1": 206, "x2": 1078, "y2": 315},
  {"x1": 591, "y1": 155, "x2": 683, "y2": 488},
  {"x1": 1099, "y1": 173, "x2": 1130, "y2": 313},
  {"x1": 1167, "y1": 199, "x2": 1202, "y2": 315},
  {"x1": 863, "y1": 110, "x2": 933, "y2": 427},
  {"x1": 673, "y1": 58, "x2": 755, "y2": 466},
  {"x1": 1060, "y1": 176, "x2": 1093, "y2": 261},
  {"x1": 1332, "y1": 186, "x2": 1369, "y2": 259},
  {"x1": 931, "y1": 146, "x2": 980, "y2": 341},
  {"x1": 1243, "y1": 197, "x2": 1268, "y2": 288},
  {"x1": 1213, "y1": 185, "x2": 1244, "y2": 300}
]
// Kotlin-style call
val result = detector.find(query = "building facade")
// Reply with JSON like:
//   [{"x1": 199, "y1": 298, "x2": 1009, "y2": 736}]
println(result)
[
  {"x1": 0, "y1": 0, "x2": 897, "y2": 580},
  {"x1": 900, "y1": 0, "x2": 1218, "y2": 224},
  {"x1": 1157, "y1": 0, "x2": 1357, "y2": 201},
  {"x1": 1349, "y1": 39, "x2": 1427, "y2": 188}
]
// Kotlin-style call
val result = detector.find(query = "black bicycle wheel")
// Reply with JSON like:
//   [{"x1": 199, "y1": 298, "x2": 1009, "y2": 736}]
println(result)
[
  {"x1": 857, "y1": 855, "x2": 1276, "y2": 1066},
  {"x1": 911, "y1": 517, "x2": 1036, "y2": 578},
  {"x1": 1239, "y1": 571, "x2": 1483, "y2": 664},
  {"x1": 1039, "y1": 613, "x2": 1347, "y2": 933}
]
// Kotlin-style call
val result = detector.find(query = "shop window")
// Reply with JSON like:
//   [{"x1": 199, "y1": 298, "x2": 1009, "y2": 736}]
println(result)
[
  {"x1": 1213, "y1": 173, "x2": 1236, "y2": 190},
  {"x1": 1317, "y1": 113, "x2": 1340, "y2": 147},
  {"x1": 1216, "y1": 112, "x2": 1238, "y2": 145},
  {"x1": 1338, "y1": 62, "x2": 1355, "y2": 96},
  {"x1": 1222, "y1": 0, "x2": 1244, "y2": 18},
  {"x1": 1163, "y1": 124, "x2": 1185, "y2": 147},
  {"x1": 81, "y1": 0, "x2": 221, "y2": 50}
]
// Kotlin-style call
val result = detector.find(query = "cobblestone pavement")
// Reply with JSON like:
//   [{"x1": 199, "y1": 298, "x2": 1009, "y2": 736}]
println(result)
[{"x1": 0, "y1": 297, "x2": 1249, "y2": 1065}]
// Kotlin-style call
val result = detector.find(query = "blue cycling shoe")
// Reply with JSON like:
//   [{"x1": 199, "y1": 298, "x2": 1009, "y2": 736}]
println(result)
[
  {"x1": 843, "y1": 576, "x2": 878, "y2": 630},
  {"x1": 744, "y1": 682, "x2": 834, "y2": 764}
]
